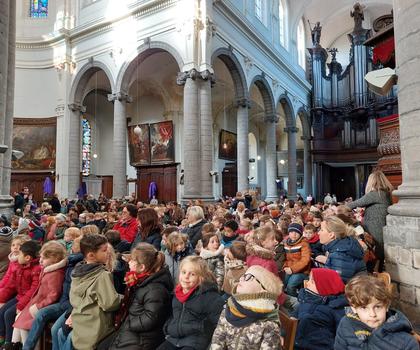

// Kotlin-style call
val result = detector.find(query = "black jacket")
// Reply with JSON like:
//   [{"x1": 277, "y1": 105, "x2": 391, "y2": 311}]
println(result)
[
  {"x1": 182, "y1": 220, "x2": 207, "y2": 248},
  {"x1": 110, "y1": 267, "x2": 174, "y2": 350},
  {"x1": 132, "y1": 228, "x2": 162, "y2": 251},
  {"x1": 164, "y1": 281, "x2": 224, "y2": 350}
]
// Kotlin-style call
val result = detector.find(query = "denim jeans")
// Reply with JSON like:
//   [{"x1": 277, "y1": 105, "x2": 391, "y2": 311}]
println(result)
[
  {"x1": 57, "y1": 329, "x2": 72, "y2": 350},
  {"x1": 22, "y1": 303, "x2": 64, "y2": 350},
  {"x1": 0, "y1": 297, "x2": 17, "y2": 342},
  {"x1": 51, "y1": 311, "x2": 70, "y2": 350},
  {"x1": 284, "y1": 273, "x2": 308, "y2": 297}
]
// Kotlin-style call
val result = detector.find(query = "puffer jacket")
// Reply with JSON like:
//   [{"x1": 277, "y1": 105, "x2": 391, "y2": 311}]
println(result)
[
  {"x1": 246, "y1": 244, "x2": 278, "y2": 275},
  {"x1": 200, "y1": 245, "x2": 225, "y2": 290},
  {"x1": 132, "y1": 227, "x2": 162, "y2": 251},
  {"x1": 284, "y1": 236, "x2": 312, "y2": 274},
  {"x1": 335, "y1": 308, "x2": 419, "y2": 350},
  {"x1": 210, "y1": 309, "x2": 281, "y2": 350},
  {"x1": 293, "y1": 288, "x2": 347, "y2": 350},
  {"x1": 109, "y1": 267, "x2": 173, "y2": 350},
  {"x1": 324, "y1": 237, "x2": 366, "y2": 282},
  {"x1": 70, "y1": 262, "x2": 121, "y2": 350},
  {"x1": 164, "y1": 282, "x2": 224, "y2": 350}
]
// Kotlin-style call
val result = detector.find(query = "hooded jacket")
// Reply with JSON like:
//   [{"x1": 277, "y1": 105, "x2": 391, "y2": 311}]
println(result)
[
  {"x1": 109, "y1": 267, "x2": 173, "y2": 350},
  {"x1": 70, "y1": 262, "x2": 121, "y2": 350},
  {"x1": 284, "y1": 236, "x2": 312, "y2": 274},
  {"x1": 324, "y1": 237, "x2": 366, "y2": 283},
  {"x1": 335, "y1": 308, "x2": 419, "y2": 350}
]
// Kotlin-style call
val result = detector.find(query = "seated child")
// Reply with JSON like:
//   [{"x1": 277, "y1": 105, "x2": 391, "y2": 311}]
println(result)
[
  {"x1": 335, "y1": 274, "x2": 419, "y2": 350},
  {"x1": 311, "y1": 212, "x2": 323, "y2": 232},
  {"x1": 160, "y1": 226, "x2": 179, "y2": 253},
  {"x1": 13, "y1": 241, "x2": 67, "y2": 347},
  {"x1": 59, "y1": 227, "x2": 81, "y2": 253},
  {"x1": 303, "y1": 224, "x2": 323, "y2": 260},
  {"x1": 222, "y1": 241, "x2": 247, "y2": 296},
  {"x1": 294, "y1": 268, "x2": 347, "y2": 350},
  {"x1": 105, "y1": 229, "x2": 131, "y2": 253},
  {"x1": 164, "y1": 232, "x2": 194, "y2": 283},
  {"x1": 157, "y1": 256, "x2": 224, "y2": 350},
  {"x1": 211, "y1": 265, "x2": 283, "y2": 350},
  {"x1": 93, "y1": 212, "x2": 107, "y2": 233},
  {"x1": 273, "y1": 229, "x2": 286, "y2": 272},
  {"x1": 237, "y1": 219, "x2": 252, "y2": 235},
  {"x1": 200, "y1": 233, "x2": 225, "y2": 290},
  {"x1": 51, "y1": 214, "x2": 68, "y2": 240},
  {"x1": 0, "y1": 241, "x2": 41, "y2": 347},
  {"x1": 221, "y1": 221, "x2": 239, "y2": 248},
  {"x1": 283, "y1": 223, "x2": 311, "y2": 297},
  {"x1": 246, "y1": 227, "x2": 279, "y2": 275}
]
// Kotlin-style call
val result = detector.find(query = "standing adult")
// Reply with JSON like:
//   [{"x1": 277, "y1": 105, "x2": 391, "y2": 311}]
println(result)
[{"x1": 346, "y1": 170, "x2": 393, "y2": 271}]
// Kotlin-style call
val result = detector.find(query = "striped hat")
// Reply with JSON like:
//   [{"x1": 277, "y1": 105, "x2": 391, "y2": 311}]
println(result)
[{"x1": 288, "y1": 223, "x2": 303, "y2": 236}]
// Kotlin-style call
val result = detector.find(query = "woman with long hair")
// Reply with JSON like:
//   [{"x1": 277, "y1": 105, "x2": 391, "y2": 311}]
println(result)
[{"x1": 133, "y1": 208, "x2": 162, "y2": 250}]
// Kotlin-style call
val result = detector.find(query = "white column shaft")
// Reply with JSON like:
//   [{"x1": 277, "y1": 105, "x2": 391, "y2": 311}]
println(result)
[
  {"x1": 237, "y1": 105, "x2": 249, "y2": 193},
  {"x1": 287, "y1": 129, "x2": 297, "y2": 197},
  {"x1": 113, "y1": 99, "x2": 127, "y2": 198},
  {"x1": 265, "y1": 121, "x2": 277, "y2": 200}
]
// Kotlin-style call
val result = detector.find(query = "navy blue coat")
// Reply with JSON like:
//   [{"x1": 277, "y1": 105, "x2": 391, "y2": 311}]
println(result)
[
  {"x1": 324, "y1": 237, "x2": 366, "y2": 282},
  {"x1": 59, "y1": 252, "x2": 84, "y2": 311},
  {"x1": 294, "y1": 288, "x2": 347, "y2": 350},
  {"x1": 335, "y1": 309, "x2": 419, "y2": 350},
  {"x1": 133, "y1": 228, "x2": 162, "y2": 251}
]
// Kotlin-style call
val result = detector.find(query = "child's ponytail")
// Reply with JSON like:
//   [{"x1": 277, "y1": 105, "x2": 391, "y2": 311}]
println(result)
[{"x1": 131, "y1": 243, "x2": 165, "y2": 274}]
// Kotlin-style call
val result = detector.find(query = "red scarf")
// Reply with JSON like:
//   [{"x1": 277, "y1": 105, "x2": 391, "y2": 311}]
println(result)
[
  {"x1": 175, "y1": 284, "x2": 198, "y2": 303},
  {"x1": 124, "y1": 271, "x2": 151, "y2": 287},
  {"x1": 307, "y1": 233, "x2": 320, "y2": 244}
]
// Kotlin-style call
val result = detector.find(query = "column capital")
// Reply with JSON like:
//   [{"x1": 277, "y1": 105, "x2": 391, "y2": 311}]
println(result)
[
  {"x1": 235, "y1": 97, "x2": 251, "y2": 109},
  {"x1": 68, "y1": 103, "x2": 86, "y2": 113},
  {"x1": 176, "y1": 68, "x2": 199, "y2": 85},
  {"x1": 107, "y1": 92, "x2": 133, "y2": 103},
  {"x1": 284, "y1": 126, "x2": 299, "y2": 133},
  {"x1": 301, "y1": 135, "x2": 313, "y2": 141},
  {"x1": 200, "y1": 69, "x2": 216, "y2": 86},
  {"x1": 264, "y1": 114, "x2": 279, "y2": 123}
]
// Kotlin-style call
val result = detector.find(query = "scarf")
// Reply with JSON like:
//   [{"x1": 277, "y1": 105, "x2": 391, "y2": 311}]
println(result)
[
  {"x1": 124, "y1": 271, "x2": 151, "y2": 287},
  {"x1": 221, "y1": 233, "x2": 238, "y2": 244},
  {"x1": 307, "y1": 233, "x2": 320, "y2": 244},
  {"x1": 175, "y1": 284, "x2": 198, "y2": 303},
  {"x1": 225, "y1": 292, "x2": 277, "y2": 327}
]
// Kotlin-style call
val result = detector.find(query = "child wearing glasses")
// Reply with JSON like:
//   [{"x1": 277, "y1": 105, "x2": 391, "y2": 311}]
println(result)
[{"x1": 210, "y1": 265, "x2": 283, "y2": 350}]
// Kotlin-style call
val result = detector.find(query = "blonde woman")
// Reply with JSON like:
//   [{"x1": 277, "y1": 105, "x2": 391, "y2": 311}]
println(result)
[{"x1": 346, "y1": 170, "x2": 393, "y2": 271}]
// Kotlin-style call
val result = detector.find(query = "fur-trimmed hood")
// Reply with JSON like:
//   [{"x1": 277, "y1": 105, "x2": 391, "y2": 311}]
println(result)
[{"x1": 246, "y1": 243, "x2": 274, "y2": 260}]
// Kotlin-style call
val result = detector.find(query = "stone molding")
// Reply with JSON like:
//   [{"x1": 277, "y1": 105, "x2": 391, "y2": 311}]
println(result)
[
  {"x1": 107, "y1": 92, "x2": 133, "y2": 103},
  {"x1": 176, "y1": 69, "x2": 216, "y2": 86},
  {"x1": 284, "y1": 126, "x2": 299, "y2": 133},
  {"x1": 264, "y1": 115, "x2": 279, "y2": 123},
  {"x1": 235, "y1": 97, "x2": 251, "y2": 109},
  {"x1": 68, "y1": 103, "x2": 87, "y2": 113}
]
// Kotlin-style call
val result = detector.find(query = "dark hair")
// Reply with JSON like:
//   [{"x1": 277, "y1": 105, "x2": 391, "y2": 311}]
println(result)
[
  {"x1": 131, "y1": 243, "x2": 165, "y2": 274},
  {"x1": 125, "y1": 204, "x2": 138, "y2": 218},
  {"x1": 223, "y1": 220, "x2": 238, "y2": 232},
  {"x1": 161, "y1": 226, "x2": 178, "y2": 237},
  {"x1": 137, "y1": 208, "x2": 161, "y2": 240},
  {"x1": 230, "y1": 241, "x2": 247, "y2": 261},
  {"x1": 312, "y1": 211, "x2": 323, "y2": 220},
  {"x1": 304, "y1": 223, "x2": 316, "y2": 232},
  {"x1": 105, "y1": 230, "x2": 121, "y2": 246},
  {"x1": 202, "y1": 232, "x2": 219, "y2": 248},
  {"x1": 201, "y1": 223, "x2": 215, "y2": 235},
  {"x1": 80, "y1": 233, "x2": 108, "y2": 256},
  {"x1": 20, "y1": 240, "x2": 41, "y2": 259}
]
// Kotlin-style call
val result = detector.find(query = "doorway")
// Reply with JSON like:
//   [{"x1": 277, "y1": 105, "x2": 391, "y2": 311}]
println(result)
[{"x1": 329, "y1": 166, "x2": 356, "y2": 201}]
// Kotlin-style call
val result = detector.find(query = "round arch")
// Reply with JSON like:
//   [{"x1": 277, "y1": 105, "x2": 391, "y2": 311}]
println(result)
[
  {"x1": 297, "y1": 106, "x2": 311, "y2": 138},
  {"x1": 211, "y1": 48, "x2": 249, "y2": 100},
  {"x1": 249, "y1": 75, "x2": 275, "y2": 116},
  {"x1": 277, "y1": 94, "x2": 295, "y2": 127}
]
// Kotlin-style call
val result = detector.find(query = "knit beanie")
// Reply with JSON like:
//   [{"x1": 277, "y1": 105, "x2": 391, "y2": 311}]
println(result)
[
  {"x1": 288, "y1": 223, "x2": 303, "y2": 236},
  {"x1": 0, "y1": 226, "x2": 13, "y2": 239},
  {"x1": 55, "y1": 214, "x2": 67, "y2": 222},
  {"x1": 245, "y1": 265, "x2": 283, "y2": 298},
  {"x1": 311, "y1": 268, "x2": 345, "y2": 296}
]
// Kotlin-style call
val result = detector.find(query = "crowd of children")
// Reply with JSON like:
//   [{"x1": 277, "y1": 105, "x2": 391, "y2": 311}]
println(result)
[{"x1": 0, "y1": 189, "x2": 418, "y2": 350}]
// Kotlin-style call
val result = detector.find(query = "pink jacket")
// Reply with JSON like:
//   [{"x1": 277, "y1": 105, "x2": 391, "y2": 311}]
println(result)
[
  {"x1": 14, "y1": 259, "x2": 66, "y2": 330},
  {"x1": 0, "y1": 253, "x2": 19, "y2": 289}
]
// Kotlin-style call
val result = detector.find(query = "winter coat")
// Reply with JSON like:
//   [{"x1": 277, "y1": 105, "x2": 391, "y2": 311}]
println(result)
[
  {"x1": 246, "y1": 244, "x2": 278, "y2": 275},
  {"x1": 324, "y1": 237, "x2": 366, "y2": 283},
  {"x1": 114, "y1": 218, "x2": 139, "y2": 243},
  {"x1": 58, "y1": 253, "x2": 84, "y2": 312},
  {"x1": 284, "y1": 236, "x2": 312, "y2": 274},
  {"x1": 164, "y1": 245, "x2": 195, "y2": 283},
  {"x1": 210, "y1": 309, "x2": 281, "y2": 350},
  {"x1": 0, "y1": 258, "x2": 41, "y2": 310},
  {"x1": 222, "y1": 259, "x2": 246, "y2": 296},
  {"x1": 0, "y1": 234, "x2": 12, "y2": 280},
  {"x1": 164, "y1": 282, "x2": 224, "y2": 350},
  {"x1": 182, "y1": 219, "x2": 207, "y2": 248},
  {"x1": 109, "y1": 267, "x2": 174, "y2": 350},
  {"x1": 335, "y1": 308, "x2": 419, "y2": 350},
  {"x1": 200, "y1": 245, "x2": 225, "y2": 290},
  {"x1": 293, "y1": 288, "x2": 347, "y2": 350},
  {"x1": 307, "y1": 235, "x2": 324, "y2": 259},
  {"x1": 0, "y1": 252, "x2": 18, "y2": 289},
  {"x1": 274, "y1": 243, "x2": 286, "y2": 271},
  {"x1": 14, "y1": 258, "x2": 66, "y2": 330},
  {"x1": 132, "y1": 227, "x2": 162, "y2": 250},
  {"x1": 49, "y1": 197, "x2": 61, "y2": 213},
  {"x1": 70, "y1": 262, "x2": 121, "y2": 350}
]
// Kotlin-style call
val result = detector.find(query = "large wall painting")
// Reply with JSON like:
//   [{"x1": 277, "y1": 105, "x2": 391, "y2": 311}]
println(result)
[
  {"x1": 128, "y1": 124, "x2": 150, "y2": 166},
  {"x1": 219, "y1": 129, "x2": 237, "y2": 161},
  {"x1": 150, "y1": 121, "x2": 175, "y2": 164}
]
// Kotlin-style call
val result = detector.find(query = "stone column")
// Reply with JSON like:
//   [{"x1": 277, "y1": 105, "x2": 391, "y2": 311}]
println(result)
[
  {"x1": 177, "y1": 69, "x2": 200, "y2": 199},
  {"x1": 108, "y1": 92, "x2": 132, "y2": 199},
  {"x1": 383, "y1": 0, "x2": 420, "y2": 327},
  {"x1": 302, "y1": 135, "x2": 313, "y2": 198},
  {"x1": 285, "y1": 126, "x2": 298, "y2": 197},
  {"x1": 67, "y1": 103, "x2": 85, "y2": 199},
  {"x1": 236, "y1": 97, "x2": 250, "y2": 193},
  {"x1": 265, "y1": 115, "x2": 278, "y2": 201}
]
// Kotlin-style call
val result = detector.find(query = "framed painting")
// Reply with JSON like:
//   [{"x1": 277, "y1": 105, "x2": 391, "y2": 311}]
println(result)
[
  {"x1": 150, "y1": 121, "x2": 175, "y2": 164},
  {"x1": 12, "y1": 118, "x2": 57, "y2": 172},
  {"x1": 219, "y1": 129, "x2": 237, "y2": 161},
  {"x1": 128, "y1": 124, "x2": 150, "y2": 166}
]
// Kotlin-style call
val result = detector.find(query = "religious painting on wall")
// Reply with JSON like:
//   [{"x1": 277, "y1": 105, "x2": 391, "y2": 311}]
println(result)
[
  {"x1": 12, "y1": 118, "x2": 56, "y2": 172},
  {"x1": 219, "y1": 129, "x2": 237, "y2": 161},
  {"x1": 150, "y1": 121, "x2": 175, "y2": 164},
  {"x1": 128, "y1": 124, "x2": 150, "y2": 166}
]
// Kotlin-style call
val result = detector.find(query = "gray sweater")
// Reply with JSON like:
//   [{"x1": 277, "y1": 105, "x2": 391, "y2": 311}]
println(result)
[{"x1": 347, "y1": 190, "x2": 391, "y2": 244}]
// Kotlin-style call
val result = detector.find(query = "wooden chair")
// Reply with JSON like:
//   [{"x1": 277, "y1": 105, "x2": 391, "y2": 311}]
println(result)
[{"x1": 279, "y1": 308, "x2": 298, "y2": 350}]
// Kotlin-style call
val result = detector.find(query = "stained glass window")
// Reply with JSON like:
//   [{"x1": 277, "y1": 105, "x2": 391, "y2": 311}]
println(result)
[
  {"x1": 82, "y1": 118, "x2": 92, "y2": 176},
  {"x1": 30, "y1": 0, "x2": 48, "y2": 18}
]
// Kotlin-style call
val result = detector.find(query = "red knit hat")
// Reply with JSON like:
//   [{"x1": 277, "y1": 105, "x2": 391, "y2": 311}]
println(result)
[{"x1": 311, "y1": 268, "x2": 345, "y2": 296}]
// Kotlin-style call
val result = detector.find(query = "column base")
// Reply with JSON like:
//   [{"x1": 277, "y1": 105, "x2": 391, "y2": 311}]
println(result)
[{"x1": 0, "y1": 195, "x2": 14, "y2": 218}]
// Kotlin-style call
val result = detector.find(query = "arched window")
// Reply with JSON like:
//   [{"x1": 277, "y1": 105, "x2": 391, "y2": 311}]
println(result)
[
  {"x1": 297, "y1": 18, "x2": 306, "y2": 69},
  {"x1": 82, "y1": 118, "x2": 92, "y2": 176},
  {"x1": 279, "y1": 0, "x2": 287, "y2": 47},
  {"x1": 30, "y1": 0, "x2": 48, "y2": 18}
]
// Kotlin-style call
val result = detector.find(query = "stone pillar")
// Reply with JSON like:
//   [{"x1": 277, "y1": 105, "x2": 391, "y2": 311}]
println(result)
[
  {"x1": 236, "y1": 97, "x2": 250, "y2": 193},
  {"x1": 108, "y1": 92, "x2": 132, "y2": 199},
  {"x1": 383, "y1": 0, "x2": 420, "y2": 327},
  {"x1": 67, "y1": 103, "x2": 85, "y2": 199},
  {"x1": 302, "y1": 135, "x2": 313, "y2": 198},
  {"x1": 265, "y1": 115, "x2": 278, "y2": 201},
  {"x1": 285, "y1": 126, "x2": 298, "y2": 197},
  {"x1": 177, "y1": 69, "x2": 200, "y2": 199}
]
